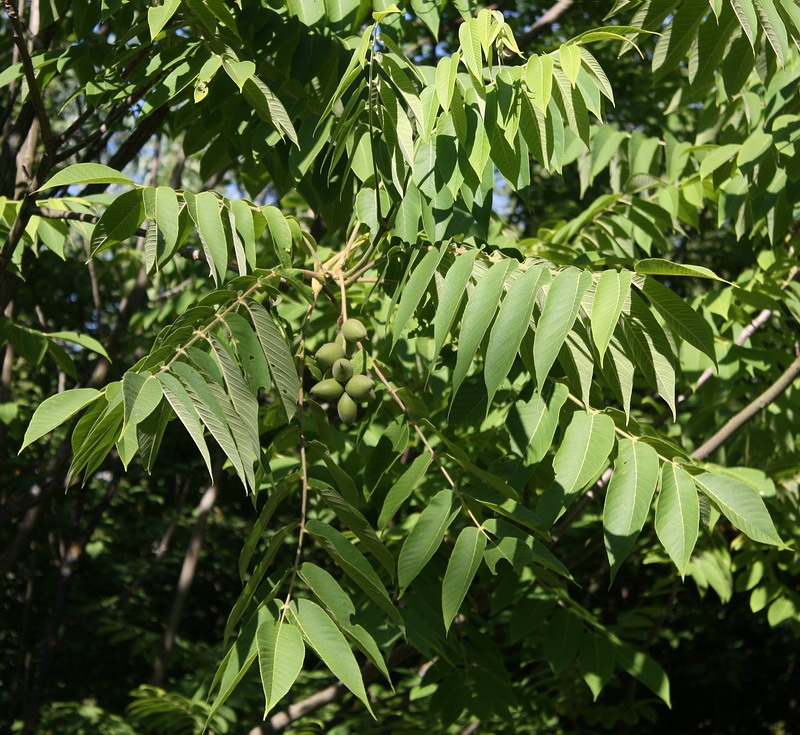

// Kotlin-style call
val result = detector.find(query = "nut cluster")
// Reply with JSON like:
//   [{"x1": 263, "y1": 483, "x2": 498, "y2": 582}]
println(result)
[{"x1": 309, "y1": 318, "x2": 375, "y2": 425}]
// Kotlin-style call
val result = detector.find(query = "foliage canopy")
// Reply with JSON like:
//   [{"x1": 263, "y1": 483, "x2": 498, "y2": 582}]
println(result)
[{"x1": 2, "y1": 0, "x2": 800, "y2": 732}]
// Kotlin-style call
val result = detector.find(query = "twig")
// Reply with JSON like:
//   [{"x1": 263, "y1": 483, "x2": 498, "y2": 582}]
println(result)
[
  {"x1": 155, "y1": 277, "x2": 192, "y2": 300},
  {"x1": 32, "y1": 205, "x2": 149, "y2": 237},
  {"x1": 280, "y1": 301, "x2": 316, "y2": 620}
]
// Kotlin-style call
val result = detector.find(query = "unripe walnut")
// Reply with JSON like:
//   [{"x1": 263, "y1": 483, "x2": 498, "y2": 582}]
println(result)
[
  {"x1": 332, "y1": 358, "x2": 355, "y2": 383},
  {"x1": 310, "y1": 378, "x2": 344, "y2": 401},
  {"x1": 315, "y1": 342, "x2": 346, "y2": 367},
  {"x1": 341, "y1": 318, "x2": 367, "y2": 343},
  {"x1": 345, "y1": 374, "x2": 374, "y2": 401},
  {"x1": 337, "y1": 392, "x2": 357, "y2": 425}
]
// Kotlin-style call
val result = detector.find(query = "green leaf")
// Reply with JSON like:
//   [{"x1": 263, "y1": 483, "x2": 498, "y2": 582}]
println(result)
[
  {"x1": 262, "y1": 206, "x2": 293, "y2": 269},
  {"x1": 623, "y1": 293, "x2": 677, "y2": 417},
  {"x1": 699, "y1": 144, "x2": 740, "y2": 179},
  {"x1": 157, "y1": 373, "x2": 214, "y2": 480},
  {"x1": 225, "y1": 524, "x2": 295, "y2": 643},
  {"x1": 392, "y1": 245, "x2": 445, "y2": 347},
  {"x1": 246, "y1": 301, "x2": 299, "y2": 422},
  {"x1": 242, "y1": 77, "x2": 298, "y2": 146},
  {"x1": 441, "y1": 526, "x2": 486, "y2": 631},
  {"x1": 639, "y1": 276, "x2": 716, "y2": 363},
  {"x1": 431, "y1": 249, "x2": 477, "y2": 369},
  {"x1": 379, "y1": 452, "x2": 433, "y2": 528},
  {"x1": 526, "y1": 54, "x2": 554, "y2": 111},
  {"x1": 603, "y1": 439, "x2": 660, "y2": 583},
  {"x1": 210, "y1": 335, "x2": 260, "y2": 454},
  {"x1": 192, "y1": 191, "x2": 228, "y2": 284},
  {"x1": 207, "y1": 607, "x2": 271, "y2": 725},
  {"x1": 453, "y1": 259, "x2": 514, "y2": 396},
  {"x1": 731, "y1": 0, "x2": 758, "y2": 46},
  {"x1": 47, "y1": 330, "x2": 109, "y2": 359},
  {"x1": 256, "y1": 618, "x2": 304, "y2": 717},
  {"x1": 288, "y1": 599, "x2": 374, "y2": 716},
  {"x1": 169, "y1": 361, "x2": 249, "y2": 489},
  {"x1": 536, "y1": 411, "x2": 615, "y2": 527},
  {"x1": 435, "y1": 52, "x2": 460, "y2": 112},
  {"x1": 90, "y1": 189, "x2": 145, "y2": 256},
  {"x1": 298, "y1": 563, "x2": 392, "y2": 684},
  {"x1": 223, "y1": 312, "x2": 271, "y2": 394},
  {"x1": 634, "y1": 259, "x2": 728, "y2": 283},
  {"x1": 312, "y1": 482, "x2": 394, "y2": 578},
  {"x1": 651, "y1": 0, "x2": 707, "y2": 80},
  {"x1": 507, "y1": 381, "x2": 569, "y2": 465},
  {"x1": 591, "y1": 269, "x2": 632, "y2": 365},
  {"x1": 154, "y1": 186, "x2": 179, "y2": 259},
  {"x1": 485, "y1": 265, "x2": 548, "y2": 406},
  {"x1": 694, "y1": 473, "x2": 783, "y2": 546},
  {"x1": 305, "y1": 520, "x2": 401, "y2": 624},
  {"x1": 239, "y1": 482, "x2": 291, "y2": 582},
  {"x1": 590, "y1": 125, "x2": 626, "y2": 178},
  {"x1": 20, "y1": 388, "x2": 100, "y2": 452},
  {"x1": 558, "y1": 44, "x2": 582, "y2": 86},
  {"x1": 580, "y1": 632, "x2": 615, "y2": 700},
  {"x1": 135, "y1": 400, "x2": 171, "y2": 474},
  {"x1": 459, "y1": 20, "x2": 484, "y2": 84},
  {"x1": 37, "y1": 163, "x2": 133, "y2": 191},
  {"x1": 613, "y1": 643, "x2": 671, "y2": 707},
  {"x1": 736, "y1": 131, "x2": 773, "y2": 169},
  {"x1": 544, "y1": 607, "x2": 583, "y2": 675},
  {"x1": 398, "y1": 489, "x2": 454, "y2": 593},
  {"x1": 655, "y1": 463, "x2": 699, "y2": 577},
  {"x1": 534, "y1": 267, "x2": 592, "y2": 388},
  {"x1": 223, "y1": 58, "x2": 255, "y2": 90},
  {"x1": 122, "y1": 372, "x2": 163, "y2": 431},
  {"x1": 231, "y1": 199, "x2": 256, "y2": 270},
  {"x1": 148, "y1": 0, "x2": 181, "y2": 38}
]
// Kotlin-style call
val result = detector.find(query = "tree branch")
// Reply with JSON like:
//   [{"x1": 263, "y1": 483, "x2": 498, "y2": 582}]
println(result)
[
  {"x1": 514, "y1": 0, "x2": 574, "y2": 52},
  {"x1": 3, "y1": 0, "x2": 55, "y2": 161},
  {"x1": 692, "y1": 351, "x2": 800, "y2": 461}
]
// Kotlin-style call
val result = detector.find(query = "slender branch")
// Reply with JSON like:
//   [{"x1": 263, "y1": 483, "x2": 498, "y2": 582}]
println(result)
[
  {"x1": 652, "y1": 307, "x2": 774, "y2": 428},
  {"x1": 3, "y1": 0, "x2": 55, "y2": 160},
  {"x1": 280, "y1": 301, "x2": 316, "y2": 620},
  {"x1": 691, "y1": 351, "x2": 800, "y2": 461},
  {"x1": 514, "y1": 0, "x2": 574, "y2": 52}
]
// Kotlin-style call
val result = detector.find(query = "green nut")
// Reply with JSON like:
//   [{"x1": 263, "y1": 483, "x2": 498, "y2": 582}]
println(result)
[
  {"x1": 345, "y1": 374, "x2": 375, "y2": 401},
  {"x1": 341, "y1": 318, "x2": 368, "y2": 343},
  {"x1": 310, "y1": 378, "x2": 344, "y2": 401},
  {"x1": 337, "y1": 392, "x2": 358, "y2": 425},
  {"x1": 332, "y1": 358, "x2": 355, "y2": 383},
  {"x1": 315, "y1": 342, "x2": 346, "y2": 368},
  {"x1": 335, "y1": 332, "x2": 347, "y2": 349}
]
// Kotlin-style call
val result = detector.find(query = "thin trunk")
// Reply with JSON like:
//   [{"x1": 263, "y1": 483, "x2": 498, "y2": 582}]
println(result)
[{"x1": 151, "y1": 466, "x2": 221, "y2": 685}]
